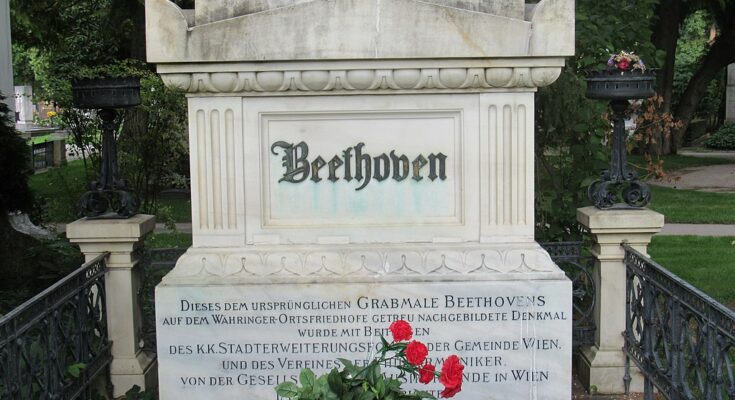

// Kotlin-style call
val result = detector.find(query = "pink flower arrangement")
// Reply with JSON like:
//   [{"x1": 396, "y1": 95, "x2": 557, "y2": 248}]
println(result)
[{"x1": 607, "y1": 50, "x2": 646, "y2": 73}]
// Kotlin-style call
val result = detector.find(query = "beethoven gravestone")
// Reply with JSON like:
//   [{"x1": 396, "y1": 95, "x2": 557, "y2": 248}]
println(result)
[{"x1": 146, "y1": 0, "x2": 575, "y2": 398}]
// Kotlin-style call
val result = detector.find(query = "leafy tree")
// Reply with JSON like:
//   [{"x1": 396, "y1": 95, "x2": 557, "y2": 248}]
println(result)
[
  {"x1": 650, "y1": 0, "x2": 735, "y2": 153},
  {"x1": 11, "y1": 0, "x2": 123, "y2": 104},
  {"x1": 10, "y1": 0, "x2": 190, "y2": 223},
  {"x1": 671, "y1": 0, "x2": 735, "y2": 151},
  {"x1": 535, "y1": 0, "x2": 663, "y2": 240},
  {"x1": 574, "y1": 0, "x2": 661, "y2": 71},
  {"x1": 535, "y1": 71, "x2": 609, "y2": 240},
  {"x1": 119, "y1": 70, "x2": 189, "y2": 215}
]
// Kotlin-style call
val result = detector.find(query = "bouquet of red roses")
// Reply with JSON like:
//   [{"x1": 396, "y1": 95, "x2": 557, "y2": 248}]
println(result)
[{"x1": 275, "y1": 320, "x2": 464, "y2": 399}]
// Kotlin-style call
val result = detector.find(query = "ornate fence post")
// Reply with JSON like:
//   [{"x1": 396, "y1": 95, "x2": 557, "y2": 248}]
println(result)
[
  {"x1": 576, "y1": 206, "x2": 664, "y2": 394},
  {"x1": 67, "y1": 215, "x2": 157, "y2": 397}
]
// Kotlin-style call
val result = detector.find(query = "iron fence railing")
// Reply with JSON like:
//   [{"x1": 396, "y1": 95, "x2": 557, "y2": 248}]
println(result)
[
  {"x1": 540, "y1": 241, "x2": 597, "y2": 349},
  {"x1": 0, "y1": 253, "x2": 111, "y2": 400},
  {"x1": 623, "y1": 243, "x2": 735, "y2": 399}
]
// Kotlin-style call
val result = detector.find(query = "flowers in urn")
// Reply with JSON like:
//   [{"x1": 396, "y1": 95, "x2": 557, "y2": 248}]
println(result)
[
  {"x1": 275, "y1": 320, "x2": 464, "y2": 399},
  {"x1": 607, "y1": 50, "x2": 646, "y2": 73}
]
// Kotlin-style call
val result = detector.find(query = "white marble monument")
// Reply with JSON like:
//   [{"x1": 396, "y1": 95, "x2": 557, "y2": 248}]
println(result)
[
  {"x1": 147, "y1": 1, "x2": 575, "y2": 398},
  {"x1": 0, "y1": 0, "x2": 14, "y2": 112}
]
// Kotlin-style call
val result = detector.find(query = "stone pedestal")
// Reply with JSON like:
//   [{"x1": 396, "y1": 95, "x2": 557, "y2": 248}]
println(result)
[
  {"x1": 66, "y1": 215, "x2": 157, "y2": 397},
  {"x1": 576, "y1": 206, "x2": 664, "y2": 394}
]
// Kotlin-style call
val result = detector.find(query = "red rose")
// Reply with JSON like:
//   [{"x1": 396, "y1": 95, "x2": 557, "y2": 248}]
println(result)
[
  {"x1": 389, "y1": 320, "x2": 413, "y2": 342},
  {"x1": 440, "y1": 383, "x2": 462, "y2": 398},
  {"x1": 617, "y1": 58, "x2": 630, "y2": 71},
  {"x1": 405, "y1": 341, "x2": 428, "y2": 365},
  {"x1": 418, "y1": 363, "x2": 436, "y2": 384},
  {"x1": 439, "y1": 355, "x2": 464, "y2": 398}
]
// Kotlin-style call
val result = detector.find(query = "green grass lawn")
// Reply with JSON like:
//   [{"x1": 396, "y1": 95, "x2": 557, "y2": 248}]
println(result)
[
  {"x1": 158, "y1": 197, "x2": 192, "y2": 223},
  {"x1": 28, "y1": 160, "x2": 89, "y2": 222},
  {"x1": 648, "y1": 185, "x2": 735, "y2": 224},
  {"x1": 649, "y1": 235, "x2": 735, "y2": 307},
  {"x1": 625, "y1": 154, "x2": 735, "y2": 224}
]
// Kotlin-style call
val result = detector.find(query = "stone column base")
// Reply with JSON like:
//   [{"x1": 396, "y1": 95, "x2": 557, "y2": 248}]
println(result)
[
  {"x1": 576, "y1": 206, "x2": 664, "y2": 395},
  {"x1": 577, "y1": 346, "x2": 644, "y2": 394},
  {"x1": 110, "y1": 353, "x2": 158, "y2": 397},
  {"x1": 66, "y1": 215, "x2": 157, "y2": 397}
]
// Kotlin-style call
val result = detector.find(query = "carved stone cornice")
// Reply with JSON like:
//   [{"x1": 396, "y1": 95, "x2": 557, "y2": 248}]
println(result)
[
  {"x1": 157, "y1": 60, "x2": 564, "y2": 95},
  {"x1": 162, "y1": 243, "x2": 563, "y2": 284}
]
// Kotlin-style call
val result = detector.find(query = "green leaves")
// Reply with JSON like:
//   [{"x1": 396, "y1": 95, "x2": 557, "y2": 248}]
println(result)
[
  {"x1": 276, "y1": 382, "x2": 300, "y2": 399},
  {"x1": 535, "y1": 69, "x2": 610, "y2": 241},
  {"x1": 328, "y1": 368, "x2": 346, "y2": 396},
  {"x1": 274, "y1": 362, "x2": 438, "y2": 400},
  {"x1": 300, "y1": 369, "x2": 317, "y2": 389},
  {"x1": 66, "y1": 362, "x2": 86, "y2": 378},
  {"x1": 337, "y1": 358, "x2": 358, "y2": 376},
  {"x1": 275, "y1": 369, "x2": 343, "y2": 400},
  {"x1": 124, "y1": 385, "x2": 155, "y2": 400}
]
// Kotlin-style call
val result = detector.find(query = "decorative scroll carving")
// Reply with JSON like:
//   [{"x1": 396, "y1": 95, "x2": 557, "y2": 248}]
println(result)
[
  {"x1": 166, "y1": 245, "x2": 558, "y2": 279},
  {"x1": 160, "y1": 67, "x2": 562, "y2": 94}
]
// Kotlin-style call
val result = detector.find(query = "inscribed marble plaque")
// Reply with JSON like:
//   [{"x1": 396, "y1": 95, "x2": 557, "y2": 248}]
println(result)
[{"x1": 156, "y1": 280, "x2": 571, "y2": 399}]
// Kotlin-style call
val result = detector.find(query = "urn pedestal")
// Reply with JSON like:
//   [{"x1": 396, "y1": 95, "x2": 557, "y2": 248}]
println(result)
[{"x1": 585, "y1": 70, "x2": 656, "y2": 209}]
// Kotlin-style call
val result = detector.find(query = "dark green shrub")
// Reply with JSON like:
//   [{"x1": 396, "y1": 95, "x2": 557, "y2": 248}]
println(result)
[
  {"x1": 0, "y1": 94, "x2": 33, "y2": 213},
  {"x1": 705, "y1": 124, "x2": 735, "y2": 150}
]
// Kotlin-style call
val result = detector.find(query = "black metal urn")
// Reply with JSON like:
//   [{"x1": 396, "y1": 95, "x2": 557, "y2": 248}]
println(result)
[
  {"x1": 72, "y1": 77, "x2": 141, "y2": 219},
  {"x1": 586, "y1": 70, "x2": 655, "y2": 100},
  {"x1": 585, "y1": 70, "x2": 656, "y2": 209}
]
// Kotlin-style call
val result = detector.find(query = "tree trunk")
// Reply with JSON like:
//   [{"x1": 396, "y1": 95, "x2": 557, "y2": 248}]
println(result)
[
  {"x1": 650, "y1": 0, "x2": 685, "y2": 155},
  {"x1": 673, "y1": 24, "x2": 735, "y2": 152}
]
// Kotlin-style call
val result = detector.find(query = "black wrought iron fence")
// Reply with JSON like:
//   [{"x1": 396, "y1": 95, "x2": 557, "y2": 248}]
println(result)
[
  {"x1": 540, "y1": 241, "x2": 597, "y2": 349},
  {"x1": 623, "y1": 243, "x2": 735, "y2": 399},
  {"x1": 0, "y1": 253, "x2": 111, "y2": 400}
]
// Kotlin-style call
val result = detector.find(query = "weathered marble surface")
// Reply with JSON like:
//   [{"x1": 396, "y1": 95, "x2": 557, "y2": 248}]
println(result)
[
  {"x1": 146, "y1": 0, "x2": 573, "y2": 62},
  {"x1": 157, "y1": 279, "x2": 572, "y2": 399},
  {"x1": 195, "y1": 0, "x2": 527, "y2": 24},
  {"x1": 179, "y1": 93, "x2": 539, "y2": 249}
]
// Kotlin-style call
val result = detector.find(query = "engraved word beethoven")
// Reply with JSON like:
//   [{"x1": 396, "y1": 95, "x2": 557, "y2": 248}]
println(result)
[{"x1": 271, "y1": 141, "x2": 448, "y2": 191}]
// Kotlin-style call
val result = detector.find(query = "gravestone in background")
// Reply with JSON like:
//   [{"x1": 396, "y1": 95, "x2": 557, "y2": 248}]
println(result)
[
  {"x1": 14, "y1": 86, "x2": 34, "y2": 124},
  {"x1": 146, "y1": 0, "x2": 575, "y2": 398}
]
